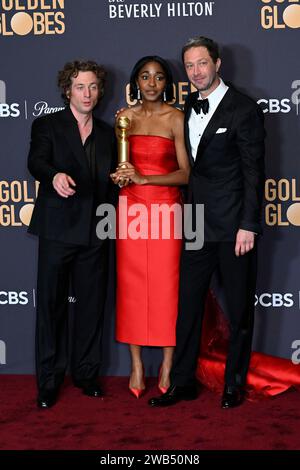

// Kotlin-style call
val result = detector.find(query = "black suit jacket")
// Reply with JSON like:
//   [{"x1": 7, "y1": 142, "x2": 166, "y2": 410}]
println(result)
[
  {"x1": 184, "y1": 87, "x2": 265, "y2": 242},
  {"x1": 28, "y1": 107, "x2": 117, "y2": 245}
]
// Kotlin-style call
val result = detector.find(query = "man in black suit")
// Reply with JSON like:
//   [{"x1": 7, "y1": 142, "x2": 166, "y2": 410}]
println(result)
[
  {"x1": 149, "y1": 37, "x2": 265, "y2": 408},
  {"x1": 28, "y1": 60, "x2": 117, "y2": 408}
]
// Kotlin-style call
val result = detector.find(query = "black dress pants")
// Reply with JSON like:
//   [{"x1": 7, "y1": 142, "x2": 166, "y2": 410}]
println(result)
[
  {"x1": 36, "y1": 238, "x2": 108, "y2": 391},
  {"x1": 171, "y1": 241, "x2": 257, "y2": 388}
]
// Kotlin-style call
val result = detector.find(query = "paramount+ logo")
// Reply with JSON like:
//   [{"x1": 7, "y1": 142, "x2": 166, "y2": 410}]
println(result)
[
  {"x1": 261, "y1": 0, "x2": 300, "y2": 29},
  {"x1": 0, "y1": 180, "x2": 38, "y2": 227},
  {"x1": 0, "y1": 0, "x2": 65, "y2": 36}
]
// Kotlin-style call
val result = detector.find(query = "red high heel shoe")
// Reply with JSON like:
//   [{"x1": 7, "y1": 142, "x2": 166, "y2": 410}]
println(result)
[
  {"x1": 129, "y1": 386, "x2": 145, "y2": 399},
  {"x1": 158, "y1": 366, "x2": 170, "y2": 394},
  {"x1": 129, "y1": 367, "x2": 145, "y2": 399}
]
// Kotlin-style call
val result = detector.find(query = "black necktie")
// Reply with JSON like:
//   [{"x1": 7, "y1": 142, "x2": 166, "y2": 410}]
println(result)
[{"x1": 192, "y1": 98, "x2": 209, "y2": 115}]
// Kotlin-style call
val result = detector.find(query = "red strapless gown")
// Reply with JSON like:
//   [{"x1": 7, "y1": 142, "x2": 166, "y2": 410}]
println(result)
[
  {"x1": 116, "y1": 135, "x2": 182, "y2": 346},
  {"x1": 197, "y1": 291, "x2": 300, "y2": 398}
]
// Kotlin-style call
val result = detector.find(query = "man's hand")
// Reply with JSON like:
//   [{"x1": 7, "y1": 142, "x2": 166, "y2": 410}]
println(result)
[
  {"x1": 114, "y1": 107, "x2": 126, "y2": 119},
  {"x1": 110, "y1": 163, "x2": 130, "y2": 187},
  {"x1": 110, "y1": 172, "x2": 130, "y2": 188},
  {"x1": 112, "y1": 162, "x2": 146, "y2": 186},
  {"x1": 53, "y1": 173, "x2": 76, "y2": 198},
  {"x1": 235, "y1": 229, "x2": 255, "y2": 257}
]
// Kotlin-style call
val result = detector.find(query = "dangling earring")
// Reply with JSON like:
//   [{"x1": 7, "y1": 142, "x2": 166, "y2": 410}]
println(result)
[
  {"x1": 137, "y1": 88, "x2": 141, "y2": 100},
  {"x1": 163, "y1": 90, "x2": 167, "y2": 102}
]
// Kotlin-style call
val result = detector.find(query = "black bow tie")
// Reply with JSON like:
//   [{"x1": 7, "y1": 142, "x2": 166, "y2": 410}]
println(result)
[{"x1": 192, "y1": 98, "x2": 209, "y2": 115}]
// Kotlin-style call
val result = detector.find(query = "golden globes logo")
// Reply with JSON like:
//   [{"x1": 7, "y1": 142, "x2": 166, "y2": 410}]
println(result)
[
  {"x1": 265, "y1": 178, "x2": 300, "y2": 226},
  {"x1": 0, "y1": 180, "x2": 38, "y2": 226},
  {"x1": 125, "y1": 82, "x2": 197, "y2": 107},
  {"x1": 261, "y1": 0, "x2": 300, "y2": 29},
  {"x1": 0, "y1": 0, "x2": 65, "y2": 36}
]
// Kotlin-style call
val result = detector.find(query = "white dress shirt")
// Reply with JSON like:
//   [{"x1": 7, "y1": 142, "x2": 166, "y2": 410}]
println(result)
[{"x1": 188, "y1": 78, "x2": 229, "y2": 160}]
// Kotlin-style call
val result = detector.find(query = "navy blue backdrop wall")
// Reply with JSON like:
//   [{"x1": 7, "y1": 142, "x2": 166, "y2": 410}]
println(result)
[{"x1": 1, "y1": 0, "x2": 300, "y2": 375}]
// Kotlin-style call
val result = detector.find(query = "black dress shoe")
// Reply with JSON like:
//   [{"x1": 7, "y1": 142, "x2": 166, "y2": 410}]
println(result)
[
  {"x1": 148, "y1": 384, "x2": 198, "y2": 407},
  {"x1": 74, "y1": 380, "x2": 103, "y2": 397},
  {"x1": 221, "y1": 385, "x2": 244, "y2": 409},
  {"x1": 37, "y1": 389, "x2": 59, "y2": 409}
]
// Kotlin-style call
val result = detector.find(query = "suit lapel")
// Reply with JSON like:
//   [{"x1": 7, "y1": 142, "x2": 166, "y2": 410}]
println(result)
[
  {"x1": 94, "y1": 119, "x2": 111, "y2": 182},
  {"x1": 195, "y1": 88, "x2": 235, "y2": 163},
  {"x1": 184, "y1": 92, "x2": 197, "y2": 167}
]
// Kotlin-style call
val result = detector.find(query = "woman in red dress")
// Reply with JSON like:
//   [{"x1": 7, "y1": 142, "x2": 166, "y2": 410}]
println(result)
[{"x1": 111, "y1": 56, "x2": 190, "y2": 397}]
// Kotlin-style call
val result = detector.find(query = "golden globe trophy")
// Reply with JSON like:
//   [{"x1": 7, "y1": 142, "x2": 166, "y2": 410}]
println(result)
[
  {"x1": 117, "y1": 116, "x2": 131, "y2": 165},
  {"x1": 116, "y1": 116, "x2": 131, "y2": 187}
]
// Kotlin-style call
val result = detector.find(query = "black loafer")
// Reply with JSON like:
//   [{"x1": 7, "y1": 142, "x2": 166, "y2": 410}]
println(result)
[
  {"x1": 37, "y1": 388, "x2": 59, "y2": 409},
  {"x1": 221, "y1": 385, "x2": 244, "y2": 409},
  {"x1": 148, "y1": 384, "x2": 198, "y2": 407},
  {"x1": 74, "y1": 380, "x2": 103, "y2": 397}
]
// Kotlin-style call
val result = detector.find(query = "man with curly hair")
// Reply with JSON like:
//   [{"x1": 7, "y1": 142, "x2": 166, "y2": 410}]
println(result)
[{"x1": 28, "y1": 60, "x2": 117, "y2": 409}]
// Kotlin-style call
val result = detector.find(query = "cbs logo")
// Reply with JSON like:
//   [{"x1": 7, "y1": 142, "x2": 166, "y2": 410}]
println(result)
[
  {"x1": 255, "y1": 293, "x2": 293, "y2": 307},
  {"x1": 0, "y1": 291, "x2": 28, "y2": 305},
  {"x1": 258, "y1": 98, "x2": 291, "y2": 114},
  {"x1": 0, "y1": 103, "x2": 20, "y2": 118}
]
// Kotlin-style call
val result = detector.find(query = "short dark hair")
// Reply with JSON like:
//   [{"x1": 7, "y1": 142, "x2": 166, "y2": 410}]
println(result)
[
  {"x1": 129, "y1": 55, "x2": 174, "y2": 101},
  {"x1": 57, "y1": 60, "x2": 106, "y2": 104},
  {"x1": 181, "y1": 36, "x2": 220, "y2": 64}
]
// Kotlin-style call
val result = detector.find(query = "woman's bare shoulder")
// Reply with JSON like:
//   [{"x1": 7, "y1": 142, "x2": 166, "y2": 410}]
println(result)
[
  {"x1": 170, "y1": 106, "x2": 184, "y2": 117},
  {"x1": 168, "y1": 106, "x2": 184, "y2": 126}
]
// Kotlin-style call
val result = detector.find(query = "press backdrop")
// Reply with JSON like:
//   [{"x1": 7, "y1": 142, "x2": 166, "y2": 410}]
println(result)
[{"x1": 1, "y1": 0, "x2": 300, "y2": 375}]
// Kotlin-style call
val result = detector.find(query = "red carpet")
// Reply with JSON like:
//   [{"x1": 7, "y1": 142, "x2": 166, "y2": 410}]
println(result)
[{"x1": 0, "y1": 376, "x2": 300, "y2": 450}]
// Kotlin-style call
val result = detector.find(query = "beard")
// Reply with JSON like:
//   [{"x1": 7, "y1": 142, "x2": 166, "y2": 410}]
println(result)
[{"x1": 193, "y1": 72, "x2": 218, "y2": 92}]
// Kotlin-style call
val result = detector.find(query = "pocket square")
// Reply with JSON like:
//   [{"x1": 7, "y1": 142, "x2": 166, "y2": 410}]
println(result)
[{"x1": 216, "y1": 128, "x2": 227, "y2": 134}]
